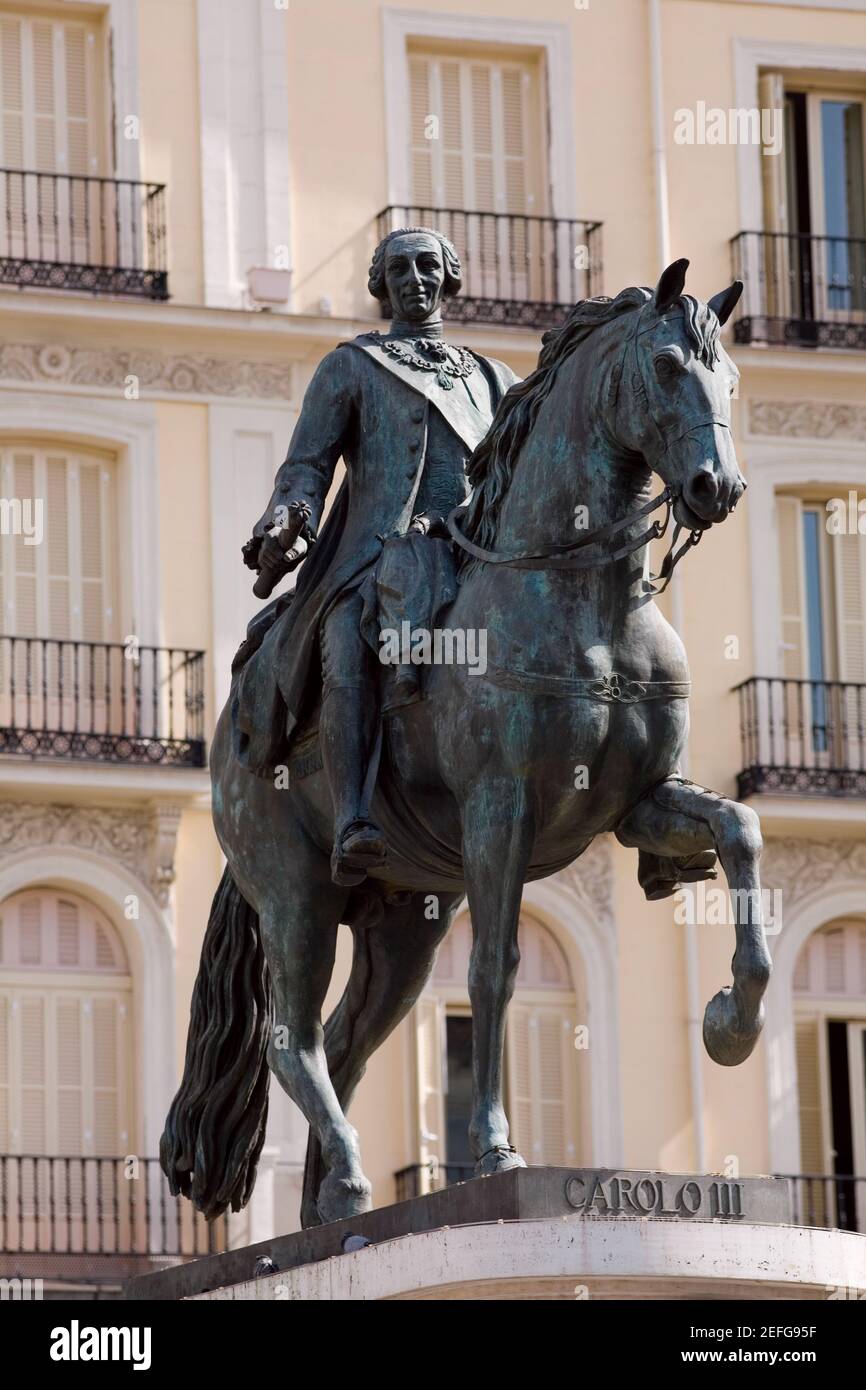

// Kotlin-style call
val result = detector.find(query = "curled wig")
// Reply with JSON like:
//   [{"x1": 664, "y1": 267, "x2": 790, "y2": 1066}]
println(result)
[{"x1": 368, "y1": 226, "x2": 463, "y2": 306}]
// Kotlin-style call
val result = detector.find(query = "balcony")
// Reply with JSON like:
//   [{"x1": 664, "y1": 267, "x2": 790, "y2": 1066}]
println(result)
[
  {"x1": 0, "y1": 1154, "x2": 224, "y2": 1289},
  {"x1": 377, "y1": 206, "x2": 603, "y2": 330},
  {"x1": 731, "y1": 230, "x2": 866, "y2": 350},
  {"x1": 734, "y1": 676, "x2": 866, "y2": 799},
  {"x1": 779, "y1": 1173, "x2": 866, "y2": 1234},
  {"x1": 0, "y1": 638, "x2": 205, "y2": 768},
  {"x1": 0, "y1": 170, "x2": 168, "y2": 301}
]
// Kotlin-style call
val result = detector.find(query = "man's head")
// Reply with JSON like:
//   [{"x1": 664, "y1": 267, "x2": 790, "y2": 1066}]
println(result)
[{"x1": 368, "y1": 227, "x2": 462, "y2": 322}]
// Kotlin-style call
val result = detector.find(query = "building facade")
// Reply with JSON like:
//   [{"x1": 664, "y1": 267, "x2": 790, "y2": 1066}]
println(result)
[{"x1": 0, "y1": 0, "x2": 864, "y2": 1293}]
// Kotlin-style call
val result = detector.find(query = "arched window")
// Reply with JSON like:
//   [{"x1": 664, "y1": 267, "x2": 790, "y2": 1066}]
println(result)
[
  {"x1": 414, "y1": 914, "x2": 580, "y2": 1183},
  {"x1": 0, "y1": 888, "x2": 132, "y2": 1156},
  {"x1": 792, "y1": 918, "x2": 866, "y2": 1231}
]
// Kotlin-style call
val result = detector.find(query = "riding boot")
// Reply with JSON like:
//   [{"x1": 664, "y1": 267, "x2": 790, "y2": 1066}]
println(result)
[{"x1": 319, "y1": 684, "x2": 386, "y2": 886}]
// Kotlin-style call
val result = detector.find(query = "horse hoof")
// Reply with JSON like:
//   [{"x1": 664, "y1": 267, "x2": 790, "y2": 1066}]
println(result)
[
  {"x1": 703, "y1": 986, "x2": 764, "y2": 1067},
  {"x1": 316, "y1": 1173, "x2": 373, "y2": 1225},
  {"x1": 474, "y1": 1146, "x2": 527, "y2": 1177}
]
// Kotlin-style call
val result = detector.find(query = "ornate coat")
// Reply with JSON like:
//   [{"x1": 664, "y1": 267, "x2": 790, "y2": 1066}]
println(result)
[{"x1": 234, "y1": 333, "x2": 518, "y2": 775}]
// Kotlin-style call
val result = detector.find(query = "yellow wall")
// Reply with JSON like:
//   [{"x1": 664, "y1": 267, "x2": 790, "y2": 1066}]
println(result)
[{"x1": 139, "y1": 0, "x2": 204, "y2": 306}]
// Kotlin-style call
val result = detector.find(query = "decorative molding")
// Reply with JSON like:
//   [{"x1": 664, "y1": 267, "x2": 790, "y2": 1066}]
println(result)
[
  {"x1": 0, "y1": 342, "x2": 293, "y2": 401},
  {"x1": 761, "y1": 836, "x2": 866, "y2": 901},
  {"x1": 749, "y1": 399, "x2": 866, "y2": 441},
  {"x1": 554, "y1": 836, "x2": 615, "y2": 931},
  {"x1": 0, "y1": 801, "x2": 182, "y2": 909}
]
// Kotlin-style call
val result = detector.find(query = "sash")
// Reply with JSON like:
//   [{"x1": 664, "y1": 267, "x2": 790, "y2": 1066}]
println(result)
[{"x1": 350, "y1": 337, "x2": 494, "y2": 453}]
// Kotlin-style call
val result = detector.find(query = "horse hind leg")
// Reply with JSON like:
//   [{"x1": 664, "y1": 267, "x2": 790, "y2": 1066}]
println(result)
[
  {"x1": 301, "y1": 888, "x2": 462, "y2": 1228},
  {"x1": 258, "y1": 869, "x2": 374, "y2": 1226},
  {"x1": 616, "y1": 778, "x2": 771, "y2": 1067}
]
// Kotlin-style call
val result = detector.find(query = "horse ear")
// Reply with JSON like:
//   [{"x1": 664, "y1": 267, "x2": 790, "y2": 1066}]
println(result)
[
  {"x1": 654, "y1": 258, "x2": 689, "y2": 311},
  {"x1": 708, "y1": 280, "x2": 744, "y2": 326}
]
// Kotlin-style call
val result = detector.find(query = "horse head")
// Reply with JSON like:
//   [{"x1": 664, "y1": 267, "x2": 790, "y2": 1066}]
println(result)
[{"x1": 609, "y1": 258, "x2": 744, "y2": 533}]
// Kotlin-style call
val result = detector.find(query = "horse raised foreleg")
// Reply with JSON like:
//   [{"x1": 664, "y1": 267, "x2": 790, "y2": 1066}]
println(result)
[
  {"x1": 462, "y1": 779, "x2": 533, "y2": 1173},
  {"x1": 616, "y1": 778, "x2": 771, "y2": 1066}
]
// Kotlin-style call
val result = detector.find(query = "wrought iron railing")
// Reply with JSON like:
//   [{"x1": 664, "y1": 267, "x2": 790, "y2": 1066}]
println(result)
[
  {"x1": 0, "y1": 170, "x2": 168, "y2": 299},
  {"x1": 0, "y1": 638, "x2": 205, "y2": 767},
  {"x1": 394, "y1": 1162, "x2": 475, "y2": 1204},
  {"x1": 735, "y1": 676, "x2": 866, "y2": 798},
  {"x1": 731, "y1": 231, "x2": 866, "y2": 350},
  {"x1": 777, "y1": 1173, "x2": 866, "y2": 1233},
  {"x1": 376, "y1": 206, "x2": 603, "y2": 329},
  {"x1": 0, "y1": 1155, "x2": 224, "y2": 1285}
]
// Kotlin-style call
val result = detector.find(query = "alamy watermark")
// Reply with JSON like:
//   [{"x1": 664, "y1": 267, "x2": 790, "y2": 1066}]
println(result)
[
  {"x1": 379, "y1": 622, "x2": 487, "y2": 676},
  {"x1": 673, "y1": 102, "x2": 783, "y2": 157},
  {"x1": 674, "y1": 882, "x2": 783, "y2": 935},
  {"x1": 0, "y1": 497, "x2": 43, "y2": 545}
]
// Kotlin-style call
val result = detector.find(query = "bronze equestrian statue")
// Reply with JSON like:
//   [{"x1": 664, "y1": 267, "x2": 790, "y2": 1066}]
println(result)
[{"x1": 161, "y1": 240, "x2": 771, "y2": 1232}]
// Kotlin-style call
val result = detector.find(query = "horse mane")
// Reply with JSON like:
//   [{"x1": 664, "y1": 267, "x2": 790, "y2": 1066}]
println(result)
[{"x1": 461, "y1": 285, "x2": 722, "y2": 557}]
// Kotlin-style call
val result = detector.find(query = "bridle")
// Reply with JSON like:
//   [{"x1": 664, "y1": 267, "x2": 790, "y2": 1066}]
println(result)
[{"x1": 447, "y1": 302, "x2": 730, "y2": 594}]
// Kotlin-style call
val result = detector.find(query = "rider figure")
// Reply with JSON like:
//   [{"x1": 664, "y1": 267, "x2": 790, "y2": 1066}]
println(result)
[{"x1": 242, "y1": 228, "x2": 517, "y2": 885}]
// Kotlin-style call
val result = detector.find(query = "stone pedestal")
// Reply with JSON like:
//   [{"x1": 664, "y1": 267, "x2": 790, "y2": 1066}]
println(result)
[{"x1": 125, "y1": 1168, "x2": 866, "y2": 1302}]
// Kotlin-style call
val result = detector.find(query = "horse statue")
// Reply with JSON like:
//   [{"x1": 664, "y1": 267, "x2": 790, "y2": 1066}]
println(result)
[{"x1": 161, "y1": 259, "x2": 771, "y2": 1230}]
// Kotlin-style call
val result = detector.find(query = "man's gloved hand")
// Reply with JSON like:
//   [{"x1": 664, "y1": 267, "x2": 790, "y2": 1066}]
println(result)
[
  {"x1": 409, "y1": 510, "x2": 448, "y2": 538},
  {"x1": 242, "y1": 500, "x2": 316, "y2": 599}
]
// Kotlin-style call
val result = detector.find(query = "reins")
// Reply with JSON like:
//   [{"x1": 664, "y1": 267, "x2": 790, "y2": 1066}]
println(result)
[
  {"x1": 447, "y1": 300, "x2": 717, "y2": 593},
  {"x1": 448, "y1": 486, "x2": 703, "y2": 593}
]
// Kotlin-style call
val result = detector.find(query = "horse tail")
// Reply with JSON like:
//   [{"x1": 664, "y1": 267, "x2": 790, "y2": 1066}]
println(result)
[
  {"x1": 160, "y1": 866, "x2": 272, "y2": 1220},
  {"x1": 300, "y1": 918, "x2": 375, "y2": 1228}
]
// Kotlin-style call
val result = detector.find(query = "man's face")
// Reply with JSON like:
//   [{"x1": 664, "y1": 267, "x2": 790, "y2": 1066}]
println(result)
[{"x1": 383, "y1": 233, "x2": 445, "y2": 321}]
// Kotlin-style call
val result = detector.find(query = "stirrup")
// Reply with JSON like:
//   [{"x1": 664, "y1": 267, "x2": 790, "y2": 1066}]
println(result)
[{"x1": 330, "y1": 819, "x2": 386, "y2": 887}]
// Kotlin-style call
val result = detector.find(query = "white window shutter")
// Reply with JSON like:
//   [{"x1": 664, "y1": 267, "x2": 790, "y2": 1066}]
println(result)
[
  {"x1": 1, "y1": 889, "x2": 132, "y2": 1157},
  {"x1": 409, "y1": 50, "x2": 536, "y2": 217},
  {"x1": 0, "y1": 992, "x2": 9, "y2": 1150},
  {"x1": 55, "y1": 994, "x2": 84, "y2": 1152},
  {"x1": 831, "y1": 530, "x2": 866, "y2": 767},
  {"x1": 832, "y1": 530, "x2": 866, "y2": 682},
  {"x1": 11, "y1": 451, "x2": 37, "y2": 636},
  {"x1": 0, "y1": 16, "x2": 24, "y2": 167},
  {"x1": 414, "y1": 995, "x2": 445, "y2": 1186},
  {"x1": 91, "y1": 996, "x2": 124, "y2": 1154},
  {"x1": 19, "y1": 992, "x2": 47, "y2": 1151},
  {"x1": 30, "y1": 19, "x2": 57, "y2": 172},
  {"x1": 506, "y1": 1003, "x2": 535, "y2": 1159},
  {"x1": 794, "y1": 1015, "x2": 827, "y2": 1224},
  {"x1": 409, "y1": 56, "x2": 433, "y2": 206},
  {"x1": 507, "y1": 1001, "x2": 577, "y2": 1165},
  {"x1": 45, "y1": 454, "x2": 71, "y2": 640},
  {"x1": 777, "y1": 495, "x2": 806, "y2": 677},
  {"x1": 1, "y1": 446, "x2": 114, "y2": 643},
  {"x1": 758, "y1": 72, "x2": 788, "y2": 319}
]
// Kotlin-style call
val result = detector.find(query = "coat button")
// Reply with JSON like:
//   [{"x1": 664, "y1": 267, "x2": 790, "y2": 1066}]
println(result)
[
  {"x1": 409, "y1": 438, "x2": 421, "y2": 450},
  {"x1": 410, "y1": 407, "x2": 424, "y2": 423}
]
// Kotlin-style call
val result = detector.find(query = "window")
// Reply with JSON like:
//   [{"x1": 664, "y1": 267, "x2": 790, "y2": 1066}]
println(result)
[
  {"x1": 793, "y1": 920, "x2": 866, "y2": 1231},
  {"x1": 776, "y1": 491, "x2": 866, "y2": 761},
  {"x1": 0, "y1": 9, "x2": 103, "y2": 175},
  {"x1": 413, "y1": 914, "x2": 580, "y2": 1185},
  {"x1": 0, "y1": 888, "x2": 133, "y2": 1156},
  {"x1": 408, "y1": 45, "x2": 545, "y2": 216},
  {"x1": 0, "y1": 442, "x2": 116, "y2": 640},
  {"x1": 406, "y1": 43, "x2": 549, "y2": 306},
  {"x1": 761, "y1": 71, "x2": 866, "y2": 321}
]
